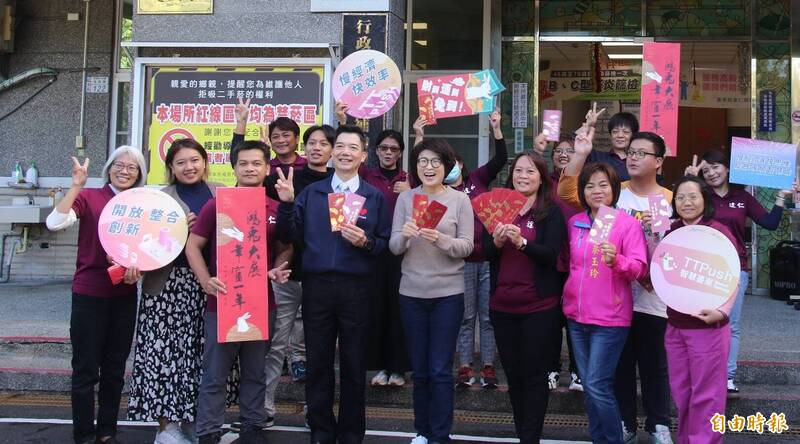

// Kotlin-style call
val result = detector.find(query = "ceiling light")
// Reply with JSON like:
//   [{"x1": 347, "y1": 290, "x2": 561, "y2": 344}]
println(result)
[
  {"x1": 601, "y1": 42, "x2": 643, "y2": 47},
  {"x1": 414, "y1": 40, "x2": 428, "y2": 46},
  {"x1": 608, "y1": 54, "x2": 643, "y2": 60}
]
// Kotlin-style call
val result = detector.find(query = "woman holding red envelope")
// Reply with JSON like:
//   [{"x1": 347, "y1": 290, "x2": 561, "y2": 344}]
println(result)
[
  {"x1": 390, "y1": 139, "x2": 474, "y2": 444},
  {"x1": 481, "y1": 152, "x2": 566, "y2": 443},
  {"x1": 46, "y1": 147, "x2": 147, "y2": 444},
  {"x1": 561, "y1": 159, "x2": 648, "y2": 444}
]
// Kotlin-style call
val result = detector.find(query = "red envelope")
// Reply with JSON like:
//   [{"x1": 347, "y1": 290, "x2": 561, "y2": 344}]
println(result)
[
  {"x1": 412, "y1": 194, "x2": 429, "y2": 226},
  {"x1": 588, "y1": 205, "x2": 618, "y2": 245},
  {"x1": 328, "y1": 192, "x2": 347, "y2": 231},
  {"x1": 418, "y1": 200, "x2": 447, "y2": 229},
  {"x1": 418, "y1": 93, "x2": 437, "y2": 125},
  {"x1": 471, "y1": 189, "x2": 528, "y2": 233},
  {"x1": 648, "y1": 194, "x2": 672, "y2": 234},
  {"x1": 343, "y1": 193, "x2": 366, "y2": 225},
  {"x1": 107, "y1": 263, "x2": 126, "y2": 285}
]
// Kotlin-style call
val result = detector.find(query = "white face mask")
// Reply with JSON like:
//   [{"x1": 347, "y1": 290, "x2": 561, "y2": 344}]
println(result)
[{"x1": 443, "y1": 163, "x2": 461, "y2": 185}]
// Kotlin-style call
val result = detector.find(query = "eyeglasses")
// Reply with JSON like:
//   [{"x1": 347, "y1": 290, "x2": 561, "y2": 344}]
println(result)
[
  {"x1": 625, "y1": 149, "x2": 659, "y2": 160},
  {"x1": 417, "y1": 157, "x2": 442, "y2": 168},
  {"x1": 675, "y1": 193, "x2": 702, "y2": 203},
  {"x1": 111, "y1": 162, "x2": 139, "y2": 173},
  {"x1": 377, "y1": 144, "x2": 401, "y2": 153},
  {"x1": 553, "y1": 148, "x2": 575, "y2": 155}
]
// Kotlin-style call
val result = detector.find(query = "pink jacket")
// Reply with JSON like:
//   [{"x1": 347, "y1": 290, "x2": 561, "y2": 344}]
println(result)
[{"x1": 562, "y1": 209, "x2": 648, "y2": 327}]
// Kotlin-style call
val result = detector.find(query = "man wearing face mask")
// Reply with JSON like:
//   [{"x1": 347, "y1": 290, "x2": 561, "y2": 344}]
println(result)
[{"x1": 416, "y1": 109, "x2": 507, "y2": 390}]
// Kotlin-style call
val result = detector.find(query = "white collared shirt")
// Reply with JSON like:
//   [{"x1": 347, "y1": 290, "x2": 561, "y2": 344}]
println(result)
[{"x1": 331, "y1": 173, "x2": 360, "y2": 193}]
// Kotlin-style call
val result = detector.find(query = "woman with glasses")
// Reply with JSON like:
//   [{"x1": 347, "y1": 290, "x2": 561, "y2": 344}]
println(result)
[
  {"x1": 126, "y1": 139, "x2": 218, "y2": 444},
  {"x1": 46, "y1": 147, "x2": 147, "y2": 444},
  {"x1": 561, "y1": 130, "x2": 649, "y2": 443},
  {"x1": 685, "y1": 149, "x2": 798, "y2": 394},
  {"x1": 390, "y1": 139, "x2": 474, "y2": 444},
  {"x1": 656, "y1": 175, "x2": 739, "y2": 444}
]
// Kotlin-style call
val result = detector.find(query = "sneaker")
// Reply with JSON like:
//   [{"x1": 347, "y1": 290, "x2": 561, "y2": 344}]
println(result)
[
  {"x1": 388, "y1": 373, "x2": 406, "y2": 386},
  {"x1": 456, "y1": 366, "x2": 475, "y2": 387},
  {"x1": 547, "y1": 371, "x2": 560, "y2": 390},
  {"x1": 230, "y1": 421, "x2": 241, "y2": 433},
  {"x1": 197, "y1": 433, "x2": 221, "y2": 444},
  {"x1": 371, "y1": 370, "x2": 389, "y2": 386},
  {"x1": 727, "y1": 379, "x2": 740, "y2": 395},
  {"x1": 650, "y1": 424, "x2": 673, "y2": 444},
  {"x1": 97, "y1": 438, "x2": 121, "y2": 444},
  {"x1": 303, "y1": 403, "x2": 310, "y2": 429},
  {"x1": 622, "y1": 422, "x2": 636, "y2": 444},
  {"x1": 480, "y1": 365, "x2": 499, "y2": 389},
  {"x1": 155, "y1": 422, "x2": 193, "y2": 444},
  {"x1": 261, "y1": 416, "x2": 274, "y2": 429},
  {"x1": 291, "y1": 360, "x2": 307, "y2": 382},
  {"x1": 568, "y1": 372, "x2": 583, "y2": 392},
  {"x1": 409, "y1": 435, "x2": 428, "y2": 444}
]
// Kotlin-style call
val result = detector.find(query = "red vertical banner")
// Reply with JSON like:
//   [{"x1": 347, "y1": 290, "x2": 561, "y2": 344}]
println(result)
[
  {"x1": 216, "y1": 187, "x2": 269, "y2": 343},
  {"x1": 640, "y1": 42, "x2": 681, "y2": 156}
]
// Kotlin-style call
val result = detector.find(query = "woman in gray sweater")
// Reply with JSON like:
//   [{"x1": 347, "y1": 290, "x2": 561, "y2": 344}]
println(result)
[{"x1": 389, "y1": 139, "x2": 474, "y2": 444}]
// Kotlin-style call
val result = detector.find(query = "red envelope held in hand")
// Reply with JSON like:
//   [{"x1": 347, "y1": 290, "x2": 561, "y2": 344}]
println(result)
[
  {"x1": 588, "y1": 205, "x2": 618, "y2": 245},
  {"x1": 418, "y1": 93, "x2": 437, "y2": 125},
  {"x1": 417, "y1": 200, "x2": 447, "y2": 229},
  {"x1": 107, "y1": 263, "x2": 126, "y2": 285},
  {"x1": 471, "y1": 189, "x2": 528, "y2": 233},
  {"x1": 412, "y1": 194, "x2": 429, "y2": 226},
  {"x1": 328, "y1": 192, "x2": 347, "y2": 231},
  {"x1": 342, "y1": 193, "x2": 366, "y2": 225}
]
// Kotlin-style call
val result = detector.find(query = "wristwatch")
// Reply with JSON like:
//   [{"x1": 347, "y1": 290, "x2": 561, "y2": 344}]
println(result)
[
  {"x1": 361, "y1": 237, "x2": 374, "y2": 251},
  {"x1": 517, "y1": 238, "x2": 528, "y2": 250}
]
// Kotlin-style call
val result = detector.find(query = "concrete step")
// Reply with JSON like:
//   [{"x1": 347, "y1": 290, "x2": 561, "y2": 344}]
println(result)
[{"x1": 2, "y1": 336, "x2": 799, "y2": 421}]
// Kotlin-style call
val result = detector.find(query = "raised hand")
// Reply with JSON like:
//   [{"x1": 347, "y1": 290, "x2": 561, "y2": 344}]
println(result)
[
  {"x1": 70, "y1": 156, "x2": 90, "y2": 188},
  {"x1": 335, "y1": 101, "x2": 349, "y2": 125},
  {"x1": 274, "y1": 167, "x2": 295, "y2": 203},
  {"x1": 393, "y1": 178, "x2": 411, "y2": 194},
  {"x1": 533, "y1": 132, "x2": 548, "y2": 155},
  {"x1": 235, "y1": 98, "x2": 251, "y2": 124},
  {"x1": 684, "y1": 154, "x2": 707, "y2": 177},
  {"x1": 413, "y1": 115, "x2": 427, "y2": 139},
  {"x1": 584, "y1": 101, "x2": 606, "y2": 128},
  {"x1": 489, "y1": 107, "x2": 503, "y2": 139},
  {"x1": 268, "y1": 261, "x2": 292, "y2": 283},
  {"x1": 573, "y1": 126, "x2": 595, "y2": 156}
]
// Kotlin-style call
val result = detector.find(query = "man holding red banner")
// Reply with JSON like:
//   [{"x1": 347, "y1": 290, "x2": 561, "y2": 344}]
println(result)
[
  {"x1": 275, "y1": 125, "x2": 391, "y2": 444},
  {"x1": 185, "y1": 140, "x2": 291, "y2": 444}
]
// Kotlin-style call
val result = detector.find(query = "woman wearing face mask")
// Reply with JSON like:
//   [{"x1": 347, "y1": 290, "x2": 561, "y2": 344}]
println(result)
[
  {"x1": 46, "y1": 147, "x2": 147, "y2": 444},
  {"x1": 390, "y1": 139, "x2": 474, "y2": 444},
  {"x1": 483, "y1": 152, "x2": 566, "y2": 443},
  {"x1": 659, "y1": 175, "x2": 739, "y2": 444},
  {"x1": 685, "y1": 149, "x2": 798, "y2": 394},
  {"x1": 561, "y1": 132, "x2": 648, "y2": 443},
  {"x1": 126, "y1": 139, "x2": 218, "y2": 444},
  {"x1": 418, "y1": 109, "x2": 508, "y2": 389}
]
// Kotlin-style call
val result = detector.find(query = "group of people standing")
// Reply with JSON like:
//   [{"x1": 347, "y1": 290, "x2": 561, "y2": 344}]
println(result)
[{"x1": 47, "y1": 95, "x2": 797, "y2": 444}]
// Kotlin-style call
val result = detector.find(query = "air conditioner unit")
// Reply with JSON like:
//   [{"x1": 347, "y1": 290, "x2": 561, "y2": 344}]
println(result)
[{"x1": 0, "y1": 0, "x2": 16, "y2": 54}]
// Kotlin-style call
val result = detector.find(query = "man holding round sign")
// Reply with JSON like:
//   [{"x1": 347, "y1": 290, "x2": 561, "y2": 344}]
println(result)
[{"x1": 649, "y1": 176, "x2": 741, "y2": 444}]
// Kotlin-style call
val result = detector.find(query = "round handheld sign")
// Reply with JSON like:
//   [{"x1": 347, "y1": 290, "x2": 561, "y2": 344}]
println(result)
[
  {"x1": 98, "y1": 188, "x2": 189, "y2": 271},
  {"x1": 332, "y1": 49, "x2": 401, "y2": 119},
  {"x1": 650, "y1": 224, "x2": 740, "y2": 315}
]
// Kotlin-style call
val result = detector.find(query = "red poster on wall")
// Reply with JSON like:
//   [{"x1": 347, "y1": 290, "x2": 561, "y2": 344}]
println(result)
[
  {"x1": 640, "y1": 42, "x2": 681, "y2": 156},
  {"x1": 216, "y1": 187, "x2": 269, "y2": 343}
]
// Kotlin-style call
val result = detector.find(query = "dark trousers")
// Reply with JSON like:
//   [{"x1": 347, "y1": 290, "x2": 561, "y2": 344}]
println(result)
[
  {"x1": 70, "y1": 292, "x2": 137, "y2": 444},
  {"x1": 303, "y1": 273, "x2": 371, "y2": 444},
  {"x1": 549, "y1": 308, "x2": 578, "y2": 375},
  {"x1": 399, "y1": 294, "x2": 464, "y2": 443},
  {"x1": 196, "y1": 311, "x2": 273, "y2": 437},
  {"x1": 614, "y1": 312, "x2": 671, "y2": 433},
  {"x1": 366, "y1": 252, "x2": 409, "y2": 373},
  {"x1": 491, "y1": 306, "x2": 561, "y2": 444}
]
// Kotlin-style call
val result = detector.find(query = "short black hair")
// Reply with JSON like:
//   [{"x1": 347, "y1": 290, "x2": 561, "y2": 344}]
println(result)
[
  {"x1": 577, "y1": 162, "x2": 621, "y2": 210},
  {"x1": 303, "y1": 124, "x2": 336, "y2": 146},
  {"x1": 268, "y1": 117, "x2": 300, "y2": 138},
  {"x1": 672, "y1": 175, "x2": 715, "y2": 220},
  {"x1": 631, "y1": 131, "x2": 666, "y2": 157},
  {"x1": 376, "y1": 129, "x2": 405, "y2": 152},
  {"x1": 410, "y1": 139, "x2": 457, "y2": 186},
  {"x1": 231, "y1": 140, "x2": 271, "y2": 166},
  {"x1": 607, "y1": 112, "x2": 639, "y2": 134},
  {"x1": 335, "y1": 124, "x2": 368, "y2": 150}
]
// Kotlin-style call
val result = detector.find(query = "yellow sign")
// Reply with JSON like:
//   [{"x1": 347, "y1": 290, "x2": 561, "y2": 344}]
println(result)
[
  {"x1": 137, "y1": 0, "x2": 213, "y2": 14},
  {"x1": 144, "y1": 66, "x2": 326, "y2": 186}
]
